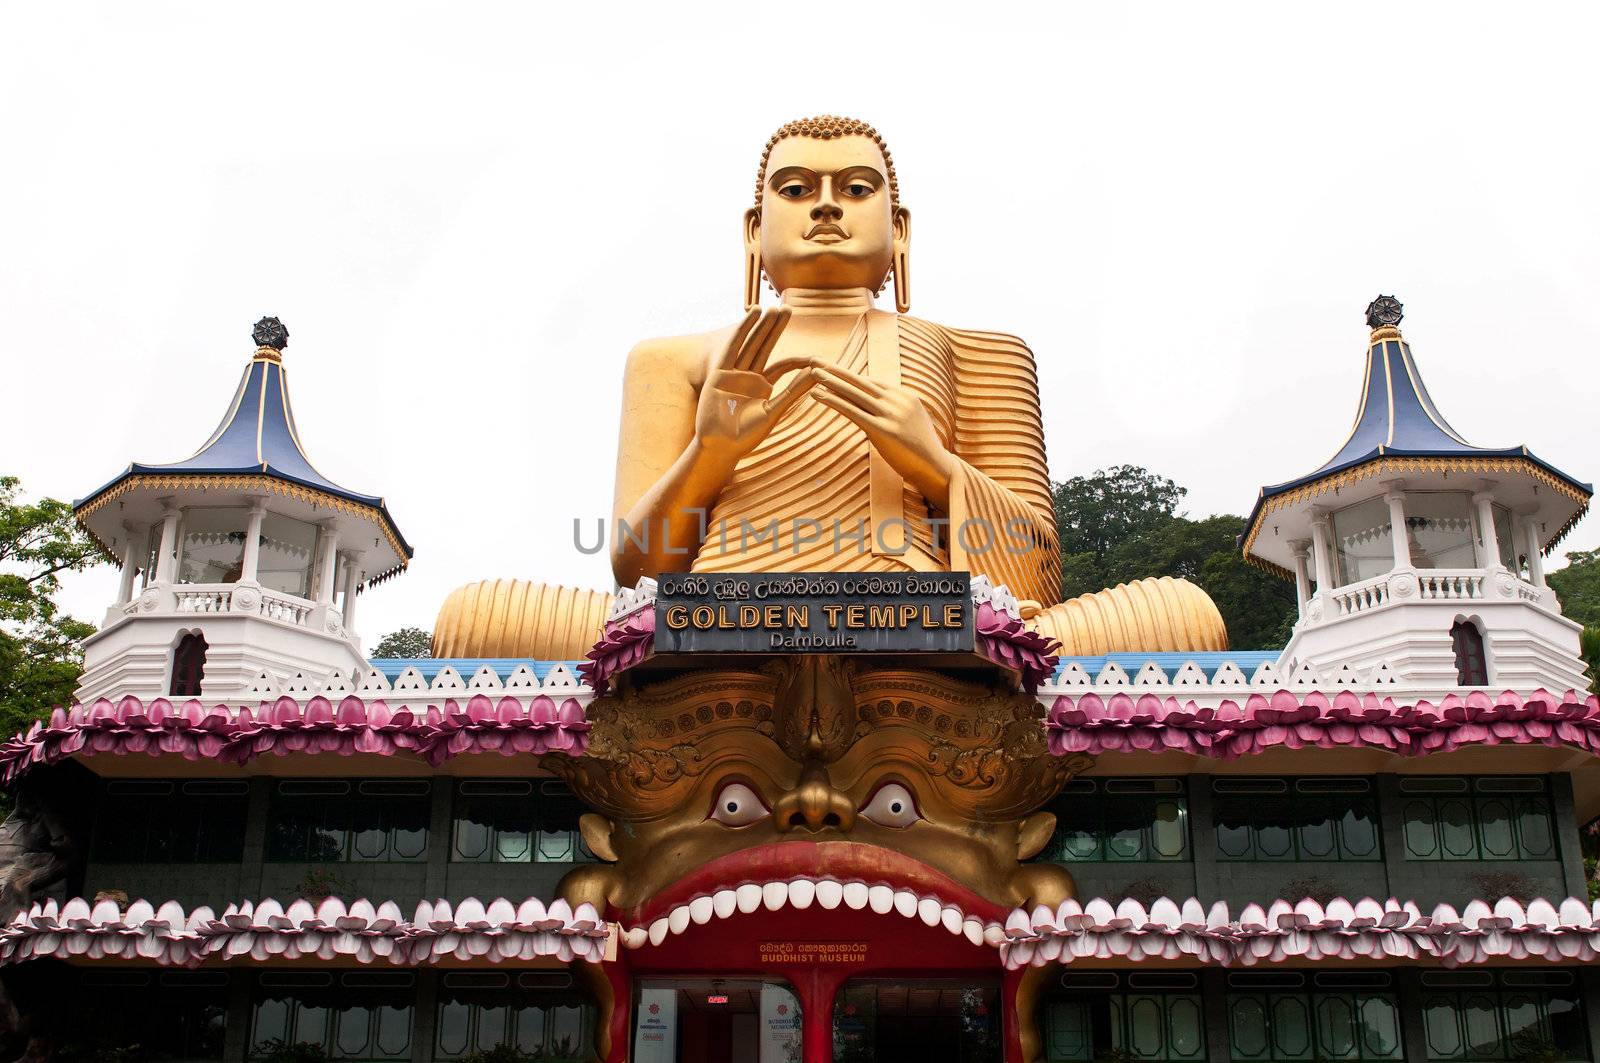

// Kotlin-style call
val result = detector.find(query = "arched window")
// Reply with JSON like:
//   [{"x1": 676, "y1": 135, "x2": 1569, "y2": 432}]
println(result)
[
  {"x1": 171, "y1": 632, "x2": 208, "y2": 697},
  {"x1": 1451, "y1": 620, "x2": 1488, "y2": 686}
]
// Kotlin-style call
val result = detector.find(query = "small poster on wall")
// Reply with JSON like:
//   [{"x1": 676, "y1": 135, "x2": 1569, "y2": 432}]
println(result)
[
  {"x1": 759, "y1": 982, "x2": 803, "y2": 1063},
  {"x1": 634, "y1": 987, "x2": 677, "y2": 1063}
]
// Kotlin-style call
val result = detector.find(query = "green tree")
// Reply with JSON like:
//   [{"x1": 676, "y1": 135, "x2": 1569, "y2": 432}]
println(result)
[
  {"x1": 1547, "y1": 548, "x2": 1600, "y2": 628},
  {"x1": 372, "y1": 626, "x2": 432, "y2": 658},
  {"x1": 1051, "y1": 467, "x2": 1298, "y2": 650},
  {"x1": 0, "y1": 477, "x2": 101, "y2": 738}
]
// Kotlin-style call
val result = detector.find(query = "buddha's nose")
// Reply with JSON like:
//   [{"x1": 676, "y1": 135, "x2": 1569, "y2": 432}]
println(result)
[
  {"x1": 773, "y1": 762, "x2": 855, "y2": 833},
  {"x1": 810, "y1": 200, "x2": 843, "y2": 222}
]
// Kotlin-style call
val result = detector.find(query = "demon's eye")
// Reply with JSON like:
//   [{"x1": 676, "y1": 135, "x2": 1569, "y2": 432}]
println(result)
[
  {"x1": 710, "y1": 782, "x2": 769, "y2": 827},
  {"x1": 860, "y1": 782, "x2": 921, "y2": 829}
]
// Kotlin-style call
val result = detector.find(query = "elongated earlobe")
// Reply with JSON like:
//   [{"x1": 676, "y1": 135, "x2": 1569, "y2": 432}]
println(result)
[
  {"x1": 743, "y1": 207, "x2": 763, "y2": 312},
  {"x1": 892, "y1": 207, "x2": 912, "y2": 313}
]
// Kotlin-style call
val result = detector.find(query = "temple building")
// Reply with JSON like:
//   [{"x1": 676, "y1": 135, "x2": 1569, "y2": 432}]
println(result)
[{"x1": 2, "y1": 118, "x2": 1598, "y2": 1063}]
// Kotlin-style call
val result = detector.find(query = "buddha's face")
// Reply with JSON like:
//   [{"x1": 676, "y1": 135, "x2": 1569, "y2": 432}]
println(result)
[{"x1": 749, "y1": 133, "x2": 909, "y2": 294}]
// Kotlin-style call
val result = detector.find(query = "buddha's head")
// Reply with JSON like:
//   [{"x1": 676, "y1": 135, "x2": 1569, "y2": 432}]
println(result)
[{"x1": 746, "y1": 115, "x2": 911, "y2": 311}]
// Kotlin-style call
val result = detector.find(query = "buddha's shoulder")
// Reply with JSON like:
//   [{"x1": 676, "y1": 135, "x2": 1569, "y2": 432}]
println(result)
[
  {"x1": 900, "y1": 316, "x2": 1036, "y2": 362},
  {"x1": 623, "y1": 322, "x2": 744, "y2": 385}
]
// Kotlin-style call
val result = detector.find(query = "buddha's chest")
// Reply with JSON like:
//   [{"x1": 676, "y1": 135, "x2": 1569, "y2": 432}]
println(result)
[{"x1": 767, "y1": 315, "x2": 957, "y2": 425}]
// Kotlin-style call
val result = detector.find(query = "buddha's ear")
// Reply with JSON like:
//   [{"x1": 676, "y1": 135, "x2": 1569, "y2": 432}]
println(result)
[
  {"x1": 743, "y1": 207, "x2": 763, "y2": 312},
  {"x1": 1016, "y1": 811, "x2": 1056, "y2": 861},
  {"x1": 744, "y1": 207, "x2": 762, "y2": 254},
  {"x1": 579, "y1": 813, "x2": 620, "y2": 863},
  {"x1": 891, "y1": 206, "x2": 912, "y2": 313},
  {"x1": 892, "y1": 205, "x2": 911, "y2": 251}
]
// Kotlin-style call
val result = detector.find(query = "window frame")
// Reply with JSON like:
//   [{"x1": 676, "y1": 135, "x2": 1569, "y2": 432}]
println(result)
[
  {"x1": 1399, "y1": 776, "x2": 1557, "y2": 863},
  {"x1": 264, "y1": 779, "x2": 432, "y2": 865},
  {"x1": 1041, "y1": 778, "x2": 1191, "y2": 864},
  {"x1": 449, "y1": 779, "x2": 596, "y2": 865},
  {"x1": 1212, "y1": 777, "x2": 1383, "y2": 863}
]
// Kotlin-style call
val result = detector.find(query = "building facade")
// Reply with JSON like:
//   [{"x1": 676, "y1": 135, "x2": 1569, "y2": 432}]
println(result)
[{"x1": 1, "y1": 121, "x2": 1597, "y2": 1063}]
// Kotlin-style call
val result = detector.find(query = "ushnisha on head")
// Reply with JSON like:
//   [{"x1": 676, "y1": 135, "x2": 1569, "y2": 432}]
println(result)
[{"x1": 744, "y1": 115, "x2": 911, "y2": 313}]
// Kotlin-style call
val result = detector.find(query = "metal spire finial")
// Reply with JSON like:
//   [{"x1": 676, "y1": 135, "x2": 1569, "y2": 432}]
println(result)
[
  {"x1": 252, "y1": 316, "x2": 289, "y2": 352},
  {"x1": 1365, "y1": 296, "x2": 1403, "y2": 331}
]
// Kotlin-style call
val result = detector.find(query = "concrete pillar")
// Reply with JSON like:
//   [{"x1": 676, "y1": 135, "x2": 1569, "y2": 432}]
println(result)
[
  {"x1": 1395, "y1": 969, "x2": 1431, "y2": 1063},
  {"x1": 340, "y1": 551, "x2": 363, "y2": 631},
  {"x1": 1373, "y1": 774, "x2": 1403, "y2": 900},
  {"x1": 239, "y1": 499, "x2": 268, "y2": 583},
  {"x1": 1524, "y1": 518, "x2": 1547, "y2": 587},
  {"x1": 154, "y1": 506, "x2": 181, "y2": 583},
  {"x1": 424, "y1": 776, "x2": 453, "y2": 898},
  {"x1": 242, "y1": 776, "x2": 272, "y2": 895},
  {"x1": 1384, "y1": 487, "x2": 1412, "y2": 569},
  {"x1": 1580, "y1": 968, "x2": 1600, "y2": 1063},
  {"x1": 1290, "y1": 541, "x2": 1311, "y2": 613},
  {"x1": 222, "y1": 971, "x2": 254, "y2": 1063},
  {"x1": 1310, "y1": 514, "x2": 1336, "y2": 593},
  {"x1": 1201, "y1": 969, "x2": 1233, "y2": 1062},
  {"x1": 1551, "y1": 773, "x2": 1588, "y2": 900},
  {"x1": 411, "y1": 969, "x2": 439, "y2": 1063},
  {"x1": 1473, "y1": 490, "x2": 1499, "y2": 569},
  {"x1": 116, "y1": 528, "x2": 141, "y2": 604},
  {"x1": 316, "y1": 524, "x2": 341, "y2": 603},
  {"x1": 1188, "y1": 772, "x2": 1219, "y2": 906}
]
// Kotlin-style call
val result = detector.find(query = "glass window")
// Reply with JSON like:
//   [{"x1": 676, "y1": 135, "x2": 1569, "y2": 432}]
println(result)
[
  {"x1": 257, "y1": 512, "x2": 320, "y2": 598},
  {"x1": 67, "y1": 971, "x2": 229, "y2": 1061},
  {"x1": 1491, "y1": 504, "x2": 1522, "y2": 574},
  {"x1": 435, "y1": 978, "x2": 594, "y2": 1061},
  {"x1": 1228, "y1": 984, "x2": 1400, "y2": 1061},
  {"x1": 451, "y1": 781, "x2": 596, "y2": 864},
  {"x1": 1214, "y1": 778, "x2": 1381, "y2": 863},
  {"x1": 266, "y1": 780, "x2": 430, "y2": 864},
  {"x1": 1405, "y1": 492, "x2": 1476, "y2": 569},
  {"x1": 1046, "y1": 981, "x2": 1205, "y2": 1061},
  {"x1": 1401, "y1": 777, "x2": 1555, "y2": 862},
  {"x1": 834, "y1": 979, "x2": 998, "y2": 1063},
  {"x1": 177, "y1": 507, "x2": 249, "y2": 584},
  {"x1": 140, "y1": 524, "x2": 162, "y2": 589},
  {"x1": 91, "y1": 780, "x2": 248, "y2": 863},
  {"x1": 250, "y1": 974, "x2": 413, "y2": 1061},
  {"x1": 1039, "y1": 780, "x2": 1189, "y2": 863},
  {"x1": 1331, "y1": 497, "x2": 1393, "y2": 586},
  {"x1": 1422, "y1": 972, "x2": 1587, "y2": 1061}
]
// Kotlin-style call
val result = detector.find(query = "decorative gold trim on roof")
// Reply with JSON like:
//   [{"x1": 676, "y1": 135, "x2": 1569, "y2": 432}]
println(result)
[
  {"x1": 1243, "y1": 455, "x2": 1592, "y2": 579},
  {"x1": 253, "y1": 346, "x2": 283, "y2": 364},
  {"x1": 74, "y1": 473, "x2": 409, "y2": 584}
]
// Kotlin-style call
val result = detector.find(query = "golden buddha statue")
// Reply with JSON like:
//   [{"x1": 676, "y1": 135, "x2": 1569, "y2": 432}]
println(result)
[{"x1": 434, "y1": 116, "x2": 1226, "y2": 658}]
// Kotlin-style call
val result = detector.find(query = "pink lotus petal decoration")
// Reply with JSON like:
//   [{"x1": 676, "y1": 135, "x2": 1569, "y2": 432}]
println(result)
[
  {"x1": 0, "y1": 895, "x2": 608, "y2": 968},
  {"x1": 999, "y1": 894, "x2": 1600, "y2": 970},
  {"x1": 1045, "y1": 688, "x2": 1600, "y2": 760},
  {"x1": 0, "y1": 695, "x2": 591, "y2": 783}
]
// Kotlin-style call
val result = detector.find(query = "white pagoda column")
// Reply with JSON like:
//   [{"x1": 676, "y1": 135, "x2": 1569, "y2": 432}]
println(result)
[
  {"x1": 1384, "y1": 486, "x2": 1412, "y2": 568},
  {"x1": 1473, "y1": 489, "x2": 1499, "y2": 569},
  {"x1": 239, "y1": 499, "x2": 268, "y2": 583},
  {"x1": 116, "y1": 524, "x2": 143, "y2": 604},
  {"x1": 1310, "y1": 513, "x2": 1335, "y2": 593},
  {"x1": 316, "y1": 524, "x2": 342, "y2": 603},
  {"x1": 340, "y1": 551, "x2": 363, "y2": 631},
  {"x1": 1524, "y1": 519, "x2": 1546, "y2": 587},
  {"x1": 153, "y1": 505, "x2": 181, "y2": 583},
  {"x1": 1290, "y1": 540, "x2": 1311, "y2": 612}
]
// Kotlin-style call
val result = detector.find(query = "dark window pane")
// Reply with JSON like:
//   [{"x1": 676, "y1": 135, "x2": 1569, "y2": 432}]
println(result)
[
  {"x1": 437, "y1": 1000, "x2": 471, "y2": 1057},
  {"x1": 1515, "y1": 798, "x2": 1556, "y2": 860},
  {"x1": 1475, "y1": 798, "x2": 1517, "y2": 860}
]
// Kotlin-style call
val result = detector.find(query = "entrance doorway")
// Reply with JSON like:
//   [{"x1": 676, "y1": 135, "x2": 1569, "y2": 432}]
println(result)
[
  {"x1": 832, "y1": 979, "x2": 1002, "y2": 1063},
  {"x1": 633, "y1": 978, "x2": 802, "y2": 1063}
]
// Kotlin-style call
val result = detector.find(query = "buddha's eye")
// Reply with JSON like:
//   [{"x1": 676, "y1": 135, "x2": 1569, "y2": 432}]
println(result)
[
  {"x1": 709, "y1": 781, "x2": 769, "y2": 827},
  {"x1": 843, "y1": 182, "x2": 873, "y2": 198},
  {"x1": 778, "y1": 183, "x2": 809, "y2": 199},
  {"x1": 860, "y1": 782, "x2": 921, "y2": 829}
]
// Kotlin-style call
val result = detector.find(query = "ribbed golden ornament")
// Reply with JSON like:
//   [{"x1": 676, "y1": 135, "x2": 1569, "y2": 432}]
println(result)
[
  {"x1": 1029, "y1": 576, "x2": 1228, "y2": 657},
  {"x1": 431, "y1": 580, "x2": 614, "y2": 660}
]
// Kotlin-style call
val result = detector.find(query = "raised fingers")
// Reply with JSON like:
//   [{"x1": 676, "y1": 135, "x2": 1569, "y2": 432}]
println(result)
[
  {"x1": 735, "y1": 307, "x2": 791, "y2": 373},
  {"x1": 813, "y1": 363, "x2": 887, "y2": 408},
  {"x1": 715, "y1": 308, "x2": 762, "y2": 371},
  {"x1": 761, "y1": 367, "x2": 818, "y2": 422}
]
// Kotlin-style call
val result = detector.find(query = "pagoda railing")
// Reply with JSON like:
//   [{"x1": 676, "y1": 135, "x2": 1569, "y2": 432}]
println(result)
[
  {"x1": 1416, "y1": 569, "x2": 1485, "y2": 601},
  {"x1": 126, "y1": 582, "x2": 325, "y2": 632}
]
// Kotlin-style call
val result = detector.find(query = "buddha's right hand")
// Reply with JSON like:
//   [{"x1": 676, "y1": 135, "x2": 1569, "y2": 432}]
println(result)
[{"x1": 694, "y1": 307, "x2": 816, "y2": 463}]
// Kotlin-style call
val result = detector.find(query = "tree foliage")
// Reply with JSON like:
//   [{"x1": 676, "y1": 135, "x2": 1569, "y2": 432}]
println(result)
[
  {"x1": 1051, "y1": 466, "x2": 1297, "y2": 650},
  {"x1": 1548, "y1": 548, "x2": 1600, "y2": 628},
  {"x1": 372, "y1": 626, "x2": 432, "y2": 658},
  {"x1": 0, "y1": 477, "x2": 102, "y2": 738}
]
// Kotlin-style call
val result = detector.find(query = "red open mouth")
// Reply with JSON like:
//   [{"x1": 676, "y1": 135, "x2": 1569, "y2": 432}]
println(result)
[{"x1": 621, "y1": 841, "x2": 1009, "y2": 951}]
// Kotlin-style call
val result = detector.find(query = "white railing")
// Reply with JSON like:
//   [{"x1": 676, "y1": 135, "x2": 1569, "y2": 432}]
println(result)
[
  {"x1": 1330, "y1": 574, "x2": 1389, "y2": 617},
  {"x1": 1417, "y1": 570, "x2": 1485, "y2": 601},
  {"x1": 175, "y1": 587, "x2": 232, "y2": 613},
  {"x1": 260, "y1": 591, "x2": 313, "y2": 627}
]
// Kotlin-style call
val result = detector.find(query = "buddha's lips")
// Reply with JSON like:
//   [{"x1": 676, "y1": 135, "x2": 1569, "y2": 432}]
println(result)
[{"x1": 627, "y1": 840, "x2": 1007, "y2": 929}]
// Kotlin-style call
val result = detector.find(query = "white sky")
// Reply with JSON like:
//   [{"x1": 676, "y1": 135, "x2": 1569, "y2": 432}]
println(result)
[{"x1": 3, "y1": 2, "x2": 1598, "y2": 643}]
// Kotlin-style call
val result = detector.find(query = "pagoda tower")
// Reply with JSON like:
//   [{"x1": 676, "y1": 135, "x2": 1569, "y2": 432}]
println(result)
[
  {"x1": 70, "y1": 318, "x2": 411, "y2": 702},
  {"x1": 1242, "y1": 296, "x2": 1592, "y2": 691}
]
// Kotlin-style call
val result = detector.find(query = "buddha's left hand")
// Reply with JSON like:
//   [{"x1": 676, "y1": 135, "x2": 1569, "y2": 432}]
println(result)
[{"x1": 810, "y1": 362, "x2": 955, "y2": 509}]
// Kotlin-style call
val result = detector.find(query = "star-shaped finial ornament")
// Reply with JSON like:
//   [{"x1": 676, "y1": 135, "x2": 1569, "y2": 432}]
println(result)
[
  {"x1": 252, "y1": 316, "x2": 289, "y2": 351},
  {"x1": 1365, "y1": 296, "x2": 1404, "y2": 330}
]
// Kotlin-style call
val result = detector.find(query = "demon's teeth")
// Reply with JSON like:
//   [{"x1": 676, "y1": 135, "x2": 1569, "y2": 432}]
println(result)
[
  {"x1": 868, "y1": 885, "x2": 895, "y2": 914},
  {"x1": 668, "y1": 906, "x2": 691, "y2": 935},
  {"x1": 816, "y1": 880, "x2": 844, "y2": 910},
  {"x1": 735, "y1": 883, "x2": 763, "y2": 914},
  {"x1": 712, "y1": 890, "x2": 738, "y2": 920},
  {"x1": 843, "y1": 882, "x2": 870, "y2": 910},
  {"x1": 689, "y1": 896, "x2": 715, "y2": 925},
  {"x1": 648, "y1": 919, "x2": 669, "y2": 947},
  {"x1": 983, "y1": 923, "x2": 1006, "y2": 947},
  {"x1": 788, "y1": 879, "x2": 816, "y2": 910},
  {"x1": 762, "y1": 881, "x2": 788, "y2": 912},
  {"x1": 625, "y1": 926, "x2": 649, "y2": 949},
  {"x1": 894, "y1": 890, "x2": 919, "y2": 920},
  {"x1": 917, "y1": 896, "x2": 942, "y2": 927},
  {"x1": 942, "y1": 906, "x2": 964, "y2": 935},
  {"x1": 963, "y1": 918, "x2": 985, "y2": 946}
]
